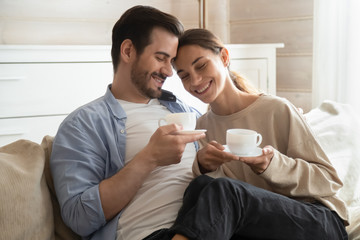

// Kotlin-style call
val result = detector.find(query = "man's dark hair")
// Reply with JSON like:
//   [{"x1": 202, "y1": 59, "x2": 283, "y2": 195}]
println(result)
[{"x1": 111, "y1": 5, "x2": 184, "y2": 73}]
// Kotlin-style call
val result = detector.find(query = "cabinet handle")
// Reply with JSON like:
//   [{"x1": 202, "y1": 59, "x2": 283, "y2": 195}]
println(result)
[
  {"x1": 0, "y1": 130, "x2": 25, "y2": 136},
  {"x1": 0, "y1": 77, "x2": 26, "y2": 81}
]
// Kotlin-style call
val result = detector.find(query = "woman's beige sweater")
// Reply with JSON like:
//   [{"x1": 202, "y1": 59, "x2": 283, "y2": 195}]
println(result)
[{"x1": 194, "y1": 94, "x2": 348, "y2": 224}]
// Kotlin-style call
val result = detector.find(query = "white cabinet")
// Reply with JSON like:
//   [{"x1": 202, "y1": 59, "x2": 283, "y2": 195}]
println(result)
[
  {"x1": 225, "y1": 44, "x2": 284, "y2": 95},
  {"x1": 0, "y1": 45, "x2": 113, "y2": 146},
  {"x1": 0, "y1": 116, "x2": 67, "y2": 145},
  {"x1": 0, "y1": 62, "x2": 112, "y2": 118},
  {"x1": 163, "y1": 43, "x2": 284, "y2": 114},
  {"x1": 0, "y1": 44, "x2": 282, "y2": 146}
]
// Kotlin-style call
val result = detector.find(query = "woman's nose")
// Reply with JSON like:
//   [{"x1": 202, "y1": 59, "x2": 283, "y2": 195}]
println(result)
[{"x1": 191, "y1": 72, "x2": 202, "y2": 86}]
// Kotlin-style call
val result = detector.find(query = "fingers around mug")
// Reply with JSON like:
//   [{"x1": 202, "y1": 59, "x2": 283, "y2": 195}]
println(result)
[
  {"x1": 158, "y1": 118, "x2": 167, "y2": 127},
  {"x1": 263, "y1": 145, "x2": 274, "y2": 156},
  {"x1": 238, "y1": 155, "x2": 261, "y2": 165},
  {"x1": 179, "y1": 132, "x2": 206, "y2": 143},
  {"x1": 208, "y1": 140, "x2": 225, "y2": 150},
  {"x1": 224, "y1": 151, "x2": 240, "y2": 161},
  {"x1": 159, "y1": 123, "x2": 183, "y2": 134}
]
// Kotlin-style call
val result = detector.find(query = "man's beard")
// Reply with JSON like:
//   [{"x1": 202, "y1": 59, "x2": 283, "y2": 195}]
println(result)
[{"x1": 130, "y1": 61, "x2": 166, "y2": 99}]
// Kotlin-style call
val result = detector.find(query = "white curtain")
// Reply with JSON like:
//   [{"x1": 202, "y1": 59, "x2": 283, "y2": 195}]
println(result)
[{"x1": 313, "y1": 0, "x2": 360, "y2": 114}]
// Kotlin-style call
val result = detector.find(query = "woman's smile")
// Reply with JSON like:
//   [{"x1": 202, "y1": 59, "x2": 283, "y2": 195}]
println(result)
[{"x1": 194, "y1": 80, "x2": 212, "y2": 95}]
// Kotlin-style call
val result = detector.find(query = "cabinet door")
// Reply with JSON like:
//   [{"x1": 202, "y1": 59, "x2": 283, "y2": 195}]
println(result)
[
  {"x1": 0, "y1": 62, "x2": 112, "y2": 118},
  {"x1": 230, "y1": 59, "x2": 268, "y2": 93},
  {"x1": 0, "y1": 115, "x2": 66, "y2": 146}
]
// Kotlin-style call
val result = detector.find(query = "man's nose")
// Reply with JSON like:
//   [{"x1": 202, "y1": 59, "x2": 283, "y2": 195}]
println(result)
[{"x1": 161, "y1": 61, "x2": 173, "y2": 77}]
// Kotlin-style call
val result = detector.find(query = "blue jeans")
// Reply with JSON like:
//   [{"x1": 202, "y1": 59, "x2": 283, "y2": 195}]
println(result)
[{"x1": 144, "y1": 175, "x2": 348, "y2": 240}]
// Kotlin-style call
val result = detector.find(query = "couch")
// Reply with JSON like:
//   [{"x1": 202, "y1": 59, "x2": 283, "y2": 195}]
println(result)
[
  {"x1": 1, "y1": 101, "x2": 360, "y2": 239},
  {"x1": 0, "y1": 136, "x2": 81, "y2": 240}
]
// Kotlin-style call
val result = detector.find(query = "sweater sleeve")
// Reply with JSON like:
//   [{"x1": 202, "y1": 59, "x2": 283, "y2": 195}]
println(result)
[{"x1": 260, "y1": 100, "x2": 343, "y2": 199}]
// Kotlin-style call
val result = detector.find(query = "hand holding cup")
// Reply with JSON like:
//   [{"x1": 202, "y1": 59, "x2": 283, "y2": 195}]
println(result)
[{"x1": 158, "y1": 112, "x2": 206, "y2": 135}]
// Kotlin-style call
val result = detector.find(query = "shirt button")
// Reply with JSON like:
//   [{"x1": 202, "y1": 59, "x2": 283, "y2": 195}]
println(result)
[{"x1": 120, "y1": 129, "x2": 125, "y2": 134}]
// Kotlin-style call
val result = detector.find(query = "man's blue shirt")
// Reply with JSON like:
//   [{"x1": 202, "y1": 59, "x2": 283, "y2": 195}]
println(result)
[{"x1": 50, "y1": 85, "x2": 200, "y2": 240}]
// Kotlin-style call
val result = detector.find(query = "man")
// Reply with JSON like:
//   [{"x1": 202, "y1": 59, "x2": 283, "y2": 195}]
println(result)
[{"x1": 51, "y1": 5, "x2": 205, "y2": 240}]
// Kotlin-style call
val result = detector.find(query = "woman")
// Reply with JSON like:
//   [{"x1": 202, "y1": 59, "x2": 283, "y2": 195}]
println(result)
[{"x1": 171, "y1": 28, "x2": 349, "y2": 239}]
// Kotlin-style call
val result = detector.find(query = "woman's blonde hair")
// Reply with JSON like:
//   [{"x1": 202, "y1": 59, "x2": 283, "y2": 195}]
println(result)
[{"x1": 177, "y1": 28, "x2": 259, "y2": 94}]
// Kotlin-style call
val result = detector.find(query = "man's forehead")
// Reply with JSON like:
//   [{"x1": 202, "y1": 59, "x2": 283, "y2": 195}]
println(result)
[{"x1": 146, "y1": 28, "x2": 178, "y2": 57}]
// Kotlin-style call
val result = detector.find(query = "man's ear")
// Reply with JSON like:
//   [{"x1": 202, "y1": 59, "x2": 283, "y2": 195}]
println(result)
[
  {"x1": 220, "y1": 47, "x2": 230, "y2": 67},
  {"x1": 120, "y1": 39, "x2": 135, "y2": 63}
]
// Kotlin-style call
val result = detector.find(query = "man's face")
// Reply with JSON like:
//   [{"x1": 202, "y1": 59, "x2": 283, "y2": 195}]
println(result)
[{"x1": 130, "y1": 27, "x2": 179, "y2": 99}]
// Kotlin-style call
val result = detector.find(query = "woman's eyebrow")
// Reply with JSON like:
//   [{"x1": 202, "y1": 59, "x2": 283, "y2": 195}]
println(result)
[
  {"x1": 176, "y1": 56, "x2": 204, "y2": 74},
  {"x1": 191, "y1": 56, "x2": 203, "y2": 65}
]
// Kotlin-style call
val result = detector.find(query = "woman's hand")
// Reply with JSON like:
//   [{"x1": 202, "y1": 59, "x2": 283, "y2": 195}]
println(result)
[
  {"x1": 239, "y1": 145, "x2": 274, "y2": 174},
  {"x1": 197, "y1": 142, "x2": 275, "y2": 175},
  {"x1": 197, "y1": 140, "x2": 239, "y2": 173}
]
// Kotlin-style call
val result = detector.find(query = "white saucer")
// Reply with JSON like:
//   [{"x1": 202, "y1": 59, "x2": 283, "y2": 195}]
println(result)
[
  {"x1": 223, "y1": 145, "x2": 262, "y2": 157},
  {"x1": 175, "y1": 129, "x2": 207, "y2": 135}
]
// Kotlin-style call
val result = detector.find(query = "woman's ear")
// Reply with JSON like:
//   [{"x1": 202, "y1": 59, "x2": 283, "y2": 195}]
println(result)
[
  {"x1": 220, "y1": 47, "x2": 230, "y2": 67},
  {"x1": 120, "y1": 39, "x2": 135, "y2": 63}
]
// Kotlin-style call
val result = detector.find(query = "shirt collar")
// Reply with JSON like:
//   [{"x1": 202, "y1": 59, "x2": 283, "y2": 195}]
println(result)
[{"x1": 104, "y1": 84, "x2": 178, "y2": 120}]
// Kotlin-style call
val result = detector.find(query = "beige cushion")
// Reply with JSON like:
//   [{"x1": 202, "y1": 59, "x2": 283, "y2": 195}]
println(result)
[
  {"x1": 0, "y1": 139, "x2": 54, "y2": 240},
  {"x1": 41, "y1": 135, "x2": 81, "y2": 240}
]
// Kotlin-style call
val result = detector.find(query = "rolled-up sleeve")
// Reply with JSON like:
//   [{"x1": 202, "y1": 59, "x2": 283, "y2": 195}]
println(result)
[{"x1": 51, "y1": 116, "x2": 111, "y2": 237}]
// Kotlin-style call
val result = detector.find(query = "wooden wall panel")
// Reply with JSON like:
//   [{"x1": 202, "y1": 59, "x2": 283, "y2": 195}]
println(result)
[
  {"x1": 229, "y1": 0, "x2": 314, "y2": 112},
  {"x1": 229, "y1": 0, "x2": 313, "y2": 20},
  {"x1": 276, "y1": 91, "x2": 312, "y2": 112},
  {"x1": 0, "y1": 0, "x2": 198, "y2": 20},
  {"x1": 205, "y1": 0, "x2": 230, "y2": 43},
  {"x1": 1, "y1": 20, "x2": 114, "y2": 45},
  {"x1": 0, "y1": 0, "x2": 199, "y2": 45},
  {"x1": 277, "y1": 55, "x2": 312, "y2": 90},
  {"x1": 230, "y1": 19, "x2": 313, "y2": 54}
]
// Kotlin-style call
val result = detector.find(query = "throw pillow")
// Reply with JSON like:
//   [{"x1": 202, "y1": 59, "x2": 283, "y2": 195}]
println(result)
[
  {"x1": 41, "y1": 135, "x2": 81, "y2": 240},
  {"x1": 0, "y1": 139, "x2": 54, "y2": 240}
]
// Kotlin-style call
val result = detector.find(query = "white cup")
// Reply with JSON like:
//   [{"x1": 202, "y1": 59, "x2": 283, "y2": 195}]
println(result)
[
  {"x1": 226, "y1": 129, "x2": 262, "y2": 155},
  {"x1": 158, "y1": 112, "x2": 196, "y2": 131}
]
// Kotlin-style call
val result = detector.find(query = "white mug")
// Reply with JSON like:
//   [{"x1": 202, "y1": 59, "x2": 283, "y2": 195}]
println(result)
[
  {"x1": 226, "y1": 129, "x2": 262, "y2": 155},
  {"x1": 158, "y1": 112, "x2": 196, "y2": 131}
]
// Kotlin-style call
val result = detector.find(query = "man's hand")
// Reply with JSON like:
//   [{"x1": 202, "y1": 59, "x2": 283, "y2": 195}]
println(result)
[
  {"x1": 142, "y1": 124, "x2": 206, "y2": 167},
  {"x1": 99, "y1": 123, "x2": 204, "y2": 221}
]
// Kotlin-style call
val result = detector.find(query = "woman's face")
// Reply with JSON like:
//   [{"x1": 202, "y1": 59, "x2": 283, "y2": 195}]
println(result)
[{"x1": 174, "y1": 45, "x2": 228, "y2": 104}]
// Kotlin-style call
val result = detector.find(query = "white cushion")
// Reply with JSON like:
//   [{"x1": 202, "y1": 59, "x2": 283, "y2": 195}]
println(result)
[{"x1": 306, "y1": 100, "x2": 360, "y2": 239}]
